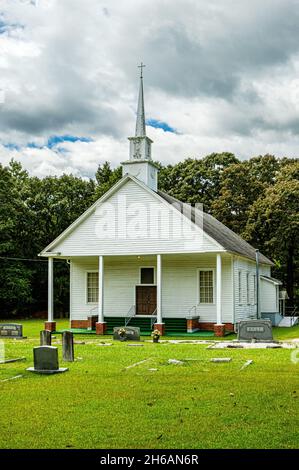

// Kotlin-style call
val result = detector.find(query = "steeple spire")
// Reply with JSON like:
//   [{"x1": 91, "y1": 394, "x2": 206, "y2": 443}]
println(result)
[
  {"x1": 122, "y1": 64, "x2": 159, "y2": 191},
  {"x1": 135, "y1": 63, "x2": 146, "y2": 137}
]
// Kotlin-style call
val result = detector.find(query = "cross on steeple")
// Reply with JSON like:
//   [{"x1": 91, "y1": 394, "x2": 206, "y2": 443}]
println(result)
[{"x1": 138, "y1": 62, "x2": 146, "y2": 78}]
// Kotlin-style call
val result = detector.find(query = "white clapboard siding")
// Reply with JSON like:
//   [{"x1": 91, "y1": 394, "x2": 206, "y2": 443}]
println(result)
[
  {"x1": 233, "y1": 257, "x2": 272, "y2": 322},
  {"x1": 260, "y1": 279, "x2": 279, "y2": 313},
  {"x1": 51, "y1": 179, "x2": 222, "y2": 256},
  {"x1": 70, "y1": 253, "x2": 233, "y2": 322}
]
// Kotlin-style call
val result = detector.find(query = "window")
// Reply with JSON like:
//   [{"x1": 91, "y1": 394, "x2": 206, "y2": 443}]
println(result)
[
  {"x1": 140, "y1": 267, "x2": 154, "y2": 284},
  {"x1": 253, "y1": 274, "x2": 256, "y2": 304},
  {"x1": 238, "y1": 271, "x2": 242, "y2": 304},
  {"x1": 198, "y1": 270, "x2": 214, "y2": 303},
  {"x1": 246, "y1": 272, "x2": 250, "y2": 304},
  {"x1": 87, "y1": 272, "x2": 99, "y2": 303}
]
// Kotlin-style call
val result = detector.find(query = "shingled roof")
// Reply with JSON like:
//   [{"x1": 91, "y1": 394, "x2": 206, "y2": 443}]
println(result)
[{"x1": 158, "y1": 190, "x2": 273, "y2": 266}]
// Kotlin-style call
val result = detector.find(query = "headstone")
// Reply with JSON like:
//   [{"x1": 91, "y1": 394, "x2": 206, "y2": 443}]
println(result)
[
  {"x1": 0, "y1": 323, "x2": 26, "y2": 339},
  {"x1": 27, "y1": 346, "x2": 68, "y2": 374},
  {"x1": 238, "y1": 319, "x2": 273, "y2": 342},
  {"x1": 40, "y1": 330, "x2": 52, "y2": 346},
  {"x1": 113, "y1": 326, "x2": 140, "y2": 341},
  {"x1": 62, "y1": 331, "x2": 74, "y2": 362}
]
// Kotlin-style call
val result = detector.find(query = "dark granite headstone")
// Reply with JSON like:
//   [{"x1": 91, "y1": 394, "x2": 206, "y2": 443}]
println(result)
[
  {"x1": 27, "y1": 346, "x2": 68, "y2": 374},
  {"x1": 0, "y1": 323, "x2": 26, "y2": 339},
  {"x1": 40, "y1": 330, "x2": 52, "y2": 346},
  {"x1": 238, "y1": 319, "x2": 273, "y2": 341},
  {"x1": 113, "y1": 326, "x2": 140, "y2": 341},
  {"x1": 62, "y1": 331, "x2": 74, "y2": 362}
]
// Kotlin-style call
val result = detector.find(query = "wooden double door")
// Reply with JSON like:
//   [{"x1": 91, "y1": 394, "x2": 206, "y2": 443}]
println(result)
[{"x1": 136, "y1": 286, "x2": 157, "y2": 315}]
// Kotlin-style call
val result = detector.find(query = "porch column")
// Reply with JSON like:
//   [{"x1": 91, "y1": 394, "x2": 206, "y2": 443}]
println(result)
[
  {"x1": 154, "y1": 254, "x2": 165, "y2": 335},
  {"x1": 214, "y1": 253, "x2": 225, "y2": 337},
  {"x1": 45, "y1": 257, "x2": 56, "y2": 332},
  {"x1": 96, "y1": 255, "x2": 107, "y2": 335}
]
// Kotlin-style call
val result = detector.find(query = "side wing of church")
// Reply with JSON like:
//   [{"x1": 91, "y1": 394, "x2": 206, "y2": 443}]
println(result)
[{"x1": 40, "y1": 70, "x2": 281, "y2": 336}]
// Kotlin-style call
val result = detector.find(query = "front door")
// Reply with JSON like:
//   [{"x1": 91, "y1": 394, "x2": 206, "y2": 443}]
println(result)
[{"x1": 136, "y1": 286, "x2": 157, "y2": 315}]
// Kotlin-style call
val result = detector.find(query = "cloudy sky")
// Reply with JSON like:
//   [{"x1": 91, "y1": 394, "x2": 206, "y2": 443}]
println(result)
[{"x1": 0, "y1": 0, "x2": 299, "y2": 178}]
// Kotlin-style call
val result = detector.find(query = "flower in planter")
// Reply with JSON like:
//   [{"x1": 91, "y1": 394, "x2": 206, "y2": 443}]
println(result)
[
  {"x1": 118, "y1": 328, "x2": 127, "y2": 340},
  {"x1": 151, "y1": 329, "x2": 161, "y2": 343}
]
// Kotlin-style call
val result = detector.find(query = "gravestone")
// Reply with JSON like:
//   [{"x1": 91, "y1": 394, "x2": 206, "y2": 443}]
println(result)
[
  {"x1": 0, "y1": 323, "x2": 26, "y2": 339},
  {"x1": 27, "y1": 346, "x2": 68, "y2": 374},
  {"x1": 238, "y1": 319, "x2": 273, "y2": 342},
  {"x1": 40, "y1": 330, "x2": 51, "y2": 346},
  {"x1": 113, "y1": 326, "x2": 140, "y2": 341},
  {"x1": 62, "y1": 331, "x2": 74, "y2": 362}
]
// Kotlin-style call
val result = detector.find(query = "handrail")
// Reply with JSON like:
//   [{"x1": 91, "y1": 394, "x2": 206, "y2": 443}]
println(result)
[
  {"x1": 125, "y1": 305, "x2": 135, "y2": 327},
  {"x1": 285, "y1": 305, "x2": 298, "y2": 317},
  {"x1": 188, "y1": 305, "x2": 197, "y2": 316},
  {"x1": 89, "y1": 305, "x2": 98, "y2": 316},
  {"x1": 150, "y1": 309, "x2": 157, "y2": 329}
]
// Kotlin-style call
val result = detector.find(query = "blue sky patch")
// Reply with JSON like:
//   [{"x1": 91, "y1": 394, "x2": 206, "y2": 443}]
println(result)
[
  {"x1": 2, "y1": 135, "x2": 92, "y2": 152},
  {"x1": 3, "y1": 142, "x2": 20, "y2": 150},
  {"x1": 47, "y1": 135, "x2": 93, "y2": 148},
  {"x1": 146, "y1": 119, "x2": 177, "y2": 133}
]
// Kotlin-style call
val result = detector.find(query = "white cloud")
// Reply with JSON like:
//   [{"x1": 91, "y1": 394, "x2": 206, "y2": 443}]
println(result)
[{"x1": 0, "y1": 0, "x2": 299, "y2": 178}]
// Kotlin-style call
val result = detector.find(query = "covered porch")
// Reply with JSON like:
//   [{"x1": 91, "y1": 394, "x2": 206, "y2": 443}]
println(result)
[{"x1": 45, "y1": 252, "x2": 233, "y2": 337}]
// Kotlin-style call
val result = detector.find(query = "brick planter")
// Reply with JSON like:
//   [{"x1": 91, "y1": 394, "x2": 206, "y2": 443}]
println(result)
[
  {"x1": 44, "y1": 321, "x2": 56, "y2": 332},
  {"x1": 214, "y1": 324, "x2": 226, "y2": 337},
  {"x1": 96, "y1": 322, "x2": 107, "y2": 335},
  {"x1": 154, "y1": 323, "x2": 165, "y2": 336},
  {"x1": 186, "y1": 317, "x2": 200, "y2": 333}
]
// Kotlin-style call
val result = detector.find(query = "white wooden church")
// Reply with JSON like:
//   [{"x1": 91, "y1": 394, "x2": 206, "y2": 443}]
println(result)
[{"x1": 40, "y1": 69, "x2": 281, "y2": 336}]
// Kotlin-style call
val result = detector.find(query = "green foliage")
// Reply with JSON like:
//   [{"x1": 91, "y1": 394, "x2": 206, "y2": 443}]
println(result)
[
  {"x1": 0, "y1": 154, "x2": 298, "y2": 317},
  {"x1": 159, "y1": 152, "x2": 239, "y2": 211},
  {"x1": 211, "y1": 155, "x2": 282, "y2": 234},
  {"x1": 244, "y1": 163, "x2": 299, "y2": 301},
  {"x1": 95, "y1": 161, "x2": 122, "y2": 199}
]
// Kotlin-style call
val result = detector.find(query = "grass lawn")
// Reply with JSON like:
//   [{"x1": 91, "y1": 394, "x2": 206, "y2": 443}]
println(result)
[{"x1": 0, "y1": 319, "x2": 299, "y2": 449}]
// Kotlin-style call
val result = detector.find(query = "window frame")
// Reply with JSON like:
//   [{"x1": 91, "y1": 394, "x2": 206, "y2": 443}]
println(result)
[
  {"x1": 246, "y1": 272, "x2": 250, "y2": 305},
  {"x1": 139, "y1": 266, "x2": 156, "y2": 285},
  {"x1": 238, "y1": 271, "x2": 243, "y2": 305},
  {"x1": 252, "y1": 274, "x2": 257, "y2": 305},
  {"x1": 86, "y1": 270, "x2": 99, "y2": 304},
  {"x1": 197, "y1": 268, "x2": 215, "y2": 305}
]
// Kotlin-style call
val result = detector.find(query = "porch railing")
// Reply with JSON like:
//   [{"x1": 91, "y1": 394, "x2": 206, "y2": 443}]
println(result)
[
  {"x1": 89, "y1": 305, "x2": 98, "y2": 316},
  {"x1": 151, "y1": 309, "x2": 157, "y2": 330},
  {"x1": 188, "y1": 305, "x2": 198, "y2": 316},
  {"x1": 125, "y1": 305, "x2": 136, "y2": 327}
]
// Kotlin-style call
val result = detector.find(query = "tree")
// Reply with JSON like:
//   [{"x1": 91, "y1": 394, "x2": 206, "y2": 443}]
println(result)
[
  {"x1": 211, "y1": 155, "x2": 285, "y2": 235},
  {"x1": 0, "y1": 162, "x2": 33, "y2": 315},
  {"x1": 244, "y1": 163, "x2": 299, "y2": 304},
  {"x1": 95, "y1": 161, "x2": 122, "y2": 199},
  {"x1": 159, "y1": 152, "x2": 239, "y2": 211}
]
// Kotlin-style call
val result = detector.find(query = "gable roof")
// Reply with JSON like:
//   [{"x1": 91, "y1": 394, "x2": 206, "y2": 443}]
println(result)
[
  {"x1": 158, "y1": 190, "x2": 273, "y2": 266},
  {"x1": 40, "y1": 174, "x2": 273, "y2": 265}
]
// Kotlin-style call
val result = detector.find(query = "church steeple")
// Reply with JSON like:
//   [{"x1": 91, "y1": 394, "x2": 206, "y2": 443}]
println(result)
[
  {"x1": 122, "y1": 64, "x2": 159, "y2": 191},
  {"x1": 135, "y1": 63, "x2": 146, "y2": 137},
  {"x1": 128, "y1": 63, "x2": 153, "y2": 161}
]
